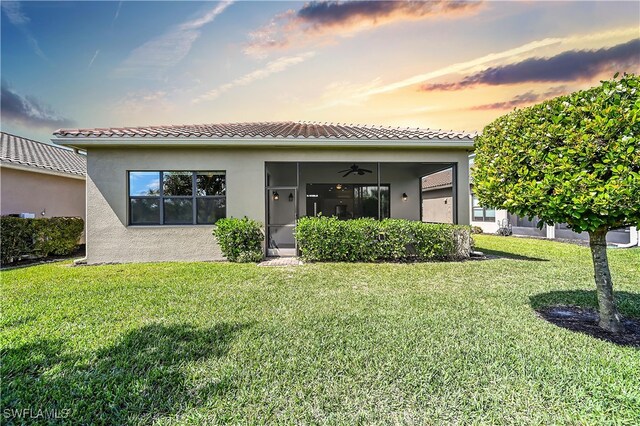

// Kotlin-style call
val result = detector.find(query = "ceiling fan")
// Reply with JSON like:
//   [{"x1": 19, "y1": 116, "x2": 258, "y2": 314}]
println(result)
[{"x1": 338, "y1": 164, "x2": 373, "y2": 177}]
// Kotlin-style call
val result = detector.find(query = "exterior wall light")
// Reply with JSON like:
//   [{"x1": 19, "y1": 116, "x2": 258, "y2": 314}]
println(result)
[
  {"x1": 402, "y1": 193, "x2": 408, "y2": 201},
  {"x1": 288, "y1": 193, "x2": 294, "y2": 202},
  {"x1": 273, "y1": 191, "x2": 279, "y2": 200}
]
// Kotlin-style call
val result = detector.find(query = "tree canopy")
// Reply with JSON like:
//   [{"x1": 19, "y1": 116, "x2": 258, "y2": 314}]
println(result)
[{"x1": 472, "y1": 74, "x2": 640, "y2": 233}]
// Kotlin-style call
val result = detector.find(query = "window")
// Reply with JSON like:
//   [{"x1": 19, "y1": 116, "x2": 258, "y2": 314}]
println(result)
[
  {"x1": 305, "y1": 184, "x2": 390, "y2": 219},
  {"x1": 471, "y1": 193, "x2": 495, "y2": 222},
  {"x1": 128, "y1": 171, "x2": 226, "y2": 225}
]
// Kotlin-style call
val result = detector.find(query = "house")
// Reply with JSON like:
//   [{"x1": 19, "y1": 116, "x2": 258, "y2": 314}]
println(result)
[
  {"x1": 1, "y1": 132, "x2": 86, "y2": 239},
  {"x1": 53, "y1": 121, "x2": 475, "y2": 264}
]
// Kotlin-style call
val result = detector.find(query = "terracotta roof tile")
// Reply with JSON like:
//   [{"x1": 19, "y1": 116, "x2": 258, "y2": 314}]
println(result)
[
  {"x1": 1, "y1": 132, "x2": 86, "y2": 177},
  {"x1": 53, "y1": 121, "x2": 476, "y2": 141},
  {"x1": 422, "y1": 169, "x2": 453, "y2": 191}
]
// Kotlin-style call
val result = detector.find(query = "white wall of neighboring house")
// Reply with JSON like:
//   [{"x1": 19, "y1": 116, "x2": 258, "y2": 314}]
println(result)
[
  {"x1": 470, "y1": 210, "x2": 508, "y2": 234},
  {"x1": 473, "y1": 210, "x2": 638, "y2": 246}
]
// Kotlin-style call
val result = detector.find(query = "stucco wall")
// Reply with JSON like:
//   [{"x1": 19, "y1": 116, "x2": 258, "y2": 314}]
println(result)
[
  {"x1": 422, "y1": 187, "x2": 453, "y2": 223},
  {"x1": 86, "y1": 147, "x2": 471, "y2": 263},
  {"x1": 0, "y1": 166, "x2": 86, "y2": 242},
  {"x1": 471, "y1": 210, "x2": 508, "y2": 234}
]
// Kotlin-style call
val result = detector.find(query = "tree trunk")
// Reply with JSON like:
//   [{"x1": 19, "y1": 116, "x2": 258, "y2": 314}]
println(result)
[{"x1": 588, "y1": 228, "x2": 623, "y2": 333}]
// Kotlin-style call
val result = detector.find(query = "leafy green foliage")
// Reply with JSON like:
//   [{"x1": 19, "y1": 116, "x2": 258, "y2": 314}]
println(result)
[
  {"x1": 295, "y1": 216, "x2": 471, "y2": 262},
  {"x1": 471, "y1": 226, "x2": 484, "y2": 234},
  {"x1": 0, "y1": 217, "x2": 84, "y2": 264},
  {"x1": 35, "y1": 217, "x2": 85, "y2": 257},
  {"x1": 213, "y1": 217, "x2": 264, "y2": 263},
  {"x1": 473, "y1": 74, "x2": 640, "y2": 232},
  {"x1": 0, "y1": 217, "x2": 33, "y2": 264}
]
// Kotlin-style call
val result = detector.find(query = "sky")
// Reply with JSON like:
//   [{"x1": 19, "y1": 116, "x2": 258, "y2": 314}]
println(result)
[{"x1": 1, "y1": 0, "x2": 639, "y2": 143}]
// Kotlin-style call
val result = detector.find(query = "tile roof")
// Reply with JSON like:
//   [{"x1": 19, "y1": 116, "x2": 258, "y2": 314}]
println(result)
[
  {"x1": 422, "y1": 168, "x2": 452, "y2": 191},
  {"x1": 1, "y1": 132, "x2": 86, "y2": 177},
  {"x1": 53, "y1": 121, "x2": 476, "y2": 141}
]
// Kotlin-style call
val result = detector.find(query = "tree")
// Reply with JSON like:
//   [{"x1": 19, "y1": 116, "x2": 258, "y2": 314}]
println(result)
[{"x1": 472, "y1": 74, "x2": 640, "y2": 333}]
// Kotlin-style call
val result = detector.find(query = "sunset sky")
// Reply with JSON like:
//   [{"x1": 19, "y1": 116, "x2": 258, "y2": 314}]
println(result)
[{"x1": 2, "y1": 0, "x2": 639, "y2": 143}]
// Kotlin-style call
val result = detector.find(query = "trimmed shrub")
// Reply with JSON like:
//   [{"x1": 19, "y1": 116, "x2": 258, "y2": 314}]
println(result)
[
  {"x1": 0, "y1": 216, "x2": 84, "y2": 265},
  {"x1": 0, "y1": 217, "x2": 33, "y2": 264},
  {"x1": 471, "y1": 226, "x2": 484, "y2": 234},
  {"x1": 34, "y1": 217, "x2": 85, "y2": 257},
  {"x1": 295, "y1": 216, "x2": 471, "y2": 262},
  {"x1": 213, "y1": 217, "x2": 264, "y2": 263}
]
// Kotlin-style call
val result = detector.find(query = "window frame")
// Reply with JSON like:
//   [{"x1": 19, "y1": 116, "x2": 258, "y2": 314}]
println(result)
[
  {"x1": 471, "y1": 193, "x2": 495, "y2": 223},
  {"x1": 128, "y1": 170, "x2": 226, "y2": 226}
]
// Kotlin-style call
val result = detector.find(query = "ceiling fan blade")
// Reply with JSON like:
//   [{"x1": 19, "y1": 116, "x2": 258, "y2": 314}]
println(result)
[
  {"x1": 342, "y1": 171, "x2": 353, "y2": 177},
  {"x1": 338, "y1": 169, "x2": 352, "y2": 173}
]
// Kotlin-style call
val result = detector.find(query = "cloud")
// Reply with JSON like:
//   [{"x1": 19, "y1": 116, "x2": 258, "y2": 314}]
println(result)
[
  {"x1": 114, "y1": 90, "x2": 172, "y2": 115},
  {"x1": 423, "y1": 38, "x2": 640, "y2": 91},
  {"x1": 470, "y1": 86, "x2": 568, "y2": 111},
  {"x1": 195, "y1": 51, "x2": 316, "y2": 102},
  {"x1": 1, "y1": 1, "x2": 47, "y2": 60},
  {"x1": 113, "y1": 1, "x2": 123, "y2": 24},
  {"x1": 88, "y1": 49, "x2": 100, "y2": 68},
  {"x1": 297, "y1": 0, "x2": 476, "y2": 26},
  {"x1": 244, "y1": 0, "x2": 482, "y2": 58},
  {"x1": 1, "y1": 1, "x2": 28, "y2": 24},
  {"x1": 318, "y1": 26, "x2": 639, "y2": 106},
  {"x1": 114, "y1": 1, "x2": 232, "y2": 79},
  {"x1": 1, "y1": 81, "x2": 74, "y2": 129},
  {"x1": 312, "y1": 78, "x2": 383, "y2": 110}
]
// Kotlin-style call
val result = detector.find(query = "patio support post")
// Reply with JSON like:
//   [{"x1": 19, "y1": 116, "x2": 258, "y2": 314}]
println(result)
[
  {"x1": 377, "y1": 162, "x2": 381, "y2": 220},
  {"x1": 296, "y1": 162, "x2": 300, "y2": 215},
  {"x1": 296, "y1": 162, "x2": 300, "y2": 254}
]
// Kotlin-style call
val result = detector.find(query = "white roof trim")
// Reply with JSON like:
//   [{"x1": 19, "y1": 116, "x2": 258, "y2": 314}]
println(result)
[{"x1": 53, "y1": 137, "x2": 474, "y2": 150}]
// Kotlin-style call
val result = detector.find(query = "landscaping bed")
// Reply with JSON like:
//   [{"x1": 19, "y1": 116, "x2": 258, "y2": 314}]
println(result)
[{"x1": 536, "y1": 306, "x2": 640, "y2": 347}]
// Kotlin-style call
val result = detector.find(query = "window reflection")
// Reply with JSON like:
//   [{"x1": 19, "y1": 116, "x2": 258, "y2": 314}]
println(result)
[
  {"x1": 305, "y1": 184, "x2": 390, "y2": 219},
  {"x1": 129, "y1": 172, "x2": 160, "y2": 196}
]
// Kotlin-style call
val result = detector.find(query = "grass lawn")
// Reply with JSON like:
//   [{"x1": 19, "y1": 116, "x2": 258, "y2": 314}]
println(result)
[{"x1": 1, "y1": 235, "x2": 639, "y2": 425}]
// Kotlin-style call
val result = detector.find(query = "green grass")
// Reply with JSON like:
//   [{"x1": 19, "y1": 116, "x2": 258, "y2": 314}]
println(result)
[{"x1": 1, "y1": 235, "x2": 639, "y2": 425}]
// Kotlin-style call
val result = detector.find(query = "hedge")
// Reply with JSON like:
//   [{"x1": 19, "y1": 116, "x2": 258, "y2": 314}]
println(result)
[
  {"x1": 295, "y1": 216, "x2": 471, "y2": 262},
  {"x1": 1, "y1": 217, "x2": 84, "y2": 265},
  {"x1": 213, "y1": 217, "x2": 264, "y2": 263}
]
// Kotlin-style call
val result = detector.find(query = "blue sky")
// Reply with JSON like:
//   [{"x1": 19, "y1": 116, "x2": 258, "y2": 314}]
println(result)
[{"x1": 2, "y1": 1, "x2": 639, "y2": 142}]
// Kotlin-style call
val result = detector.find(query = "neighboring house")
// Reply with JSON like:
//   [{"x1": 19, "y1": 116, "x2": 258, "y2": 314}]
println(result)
[
  {"x1": 53, "y1": 121, "x2": 475, "y2": 264},
  {"x1": 421, "y1": 168, "x2": 453, "y2": 224},
  {"x1": 1, "y1": 132, "x2": 86, "y2": 240},
  {"x1": 468, "y1": 154, "x2": 639, "y2": 246}
]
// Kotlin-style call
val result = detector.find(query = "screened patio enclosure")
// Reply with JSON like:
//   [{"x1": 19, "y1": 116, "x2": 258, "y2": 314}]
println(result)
[{"x1": 265, "y1": 162, "x2": 458, "y2": 256}]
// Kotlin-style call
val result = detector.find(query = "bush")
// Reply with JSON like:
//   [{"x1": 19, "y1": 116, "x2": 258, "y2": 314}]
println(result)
[
  {"x1": 471, "y1": 226, "x2": 484, "y2": 234},
  {"x1": 0, "y1": 217, "x2": 84, "y2": 265},
  {"x1": 34, "y1": 217, "x2": 85, "y2": 257},
  {"x1": 295, "y1": 216, "x2": 471, "y2": 262},
  {"x1": 0, "y1": 217, "x2": 33, "y2": 264},
  {"x1": 213, "y1": 217, "x2": 264, "y2": 263}
]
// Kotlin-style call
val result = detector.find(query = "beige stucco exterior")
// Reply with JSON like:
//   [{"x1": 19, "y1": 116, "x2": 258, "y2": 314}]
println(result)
[
  {"x1": 0, "y1": 165, "x2": 86, "y2": 241},
  {"x1": 82, "y1": 146, "x2": 471, "y2": 264},
  {"x1": 422, "y1": 187, "x2": 454, "y2": 224}
]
